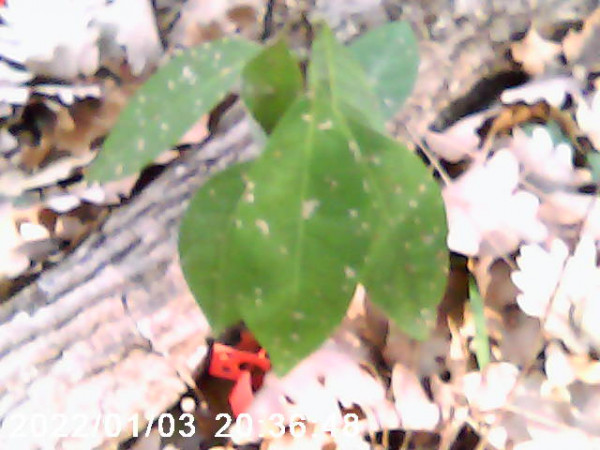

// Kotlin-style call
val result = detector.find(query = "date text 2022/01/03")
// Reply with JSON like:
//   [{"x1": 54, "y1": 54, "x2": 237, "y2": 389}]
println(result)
[{"x1": 0, "y1": 412, "x2": 197, "y2": 440}]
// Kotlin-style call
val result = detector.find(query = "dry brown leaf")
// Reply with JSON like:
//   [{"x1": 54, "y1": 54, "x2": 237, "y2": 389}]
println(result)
[
  {"x1": 500, "y1": 76, "x2": 580, "y2": 108},
  {"x1": 424, "y1": 112, "x2": 485, "y2": 163},
  {"x1": 463, "y1": 362, "x2": 519, "y2": 412},
  {"x1": 384, "y1": 328, "x2": 450, "y2": 379},
  {"x1": 465, "y1": 256, "x2": 542, "y2": 367},
  {"x1": 468, "y1": 255, "x2": 497, "y2": 300},
  {"x1": 511, "y1": 29, "x2": 563, "y2": 75},
  {"x1": 0, "y1": 204, "x2": 32, "y2": 278},
  {"x1": 343, "y1": 284, "x2": 388, "y2": 350},
  {"x1": 169, "y1": 0, "x2": 263, "y2": 48},
  {"x1": 0, "y1": 151, "x2": 95, "y2": 196},
  {"x1": 178, "y1": 114, "x2": 209, "y2": 146},
  {"x1": 562, "y1": 7, "x2": 600, "y2": 67},
  {"x1": 497, "y1": 307, "x2": 542, "y2": 367},
  {"x1": 545, "y1": 342, "x2": 576, "y2": 387},
  {"x1": 392, "y1": 363, "x2": 440, "y2": 431},
  {"x1": 570, "y1": 355, "x2": 600, "y2": 384},
  {"x1": 49, "y1": 77, "x2": 141, "y2": 160}
]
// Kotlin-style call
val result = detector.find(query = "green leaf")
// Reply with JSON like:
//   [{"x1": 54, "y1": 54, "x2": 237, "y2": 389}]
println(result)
[
  {"x1": 348, "y1": 121, "x2": 447, "y2": 339},
  {"x1": 241, "y1": 38, "x2": 303, "y2": 133},
  {"x1": 179, "y1": 163, "x2": 251, "y2": 332},
  {"x1": 469, "y1": 282, "x2": 491, "y2": 369},
  {"x1": 349, "y1": 21, "x2": 419, "y2": 120},
  {"x1": 309, "y1": 25, "x2": 384, "y2": 131},
  {"x1": 87, "y1": 38, "x2": 261, "y2": 183},
  {"x1": 179, "y1": 24, "x2": 446, "y2": 374}
]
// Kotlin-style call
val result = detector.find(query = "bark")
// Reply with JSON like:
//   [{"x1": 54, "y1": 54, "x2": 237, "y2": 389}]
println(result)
[{"x1": 0, "y1": 0, "x2": 595, "y2": 448}]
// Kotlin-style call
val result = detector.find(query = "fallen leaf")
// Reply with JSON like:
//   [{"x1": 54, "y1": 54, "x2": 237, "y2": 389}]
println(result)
[
  {"x1": 511, "y1": 29, "x2": 563, "y2": 75},
  {"x1": 462, "y1": 362, "x2": 519, "y2": 412},
  {"x1": 392, "y1": 363, "x2": 440, "y2": 430}
]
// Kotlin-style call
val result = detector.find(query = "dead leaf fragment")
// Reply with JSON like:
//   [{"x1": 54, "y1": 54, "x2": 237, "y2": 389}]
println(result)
[
  {"x1": 511, "y1": 29, "x2": 563, "y2": 75},
  {"x1": 463, "y1": 362, "x2": 519, "y2": 412},
  {"x1": 392, "y1": 363, "x2": 440, "y2": 431}
]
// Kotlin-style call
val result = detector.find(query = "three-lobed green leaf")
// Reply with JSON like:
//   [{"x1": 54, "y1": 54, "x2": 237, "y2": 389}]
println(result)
[
  {"x1": 180, "y1": 24, "x2": 446, "y2": 374},
  {"x1": 87, "y1": 38, "x2": 260, "y2": 183}
]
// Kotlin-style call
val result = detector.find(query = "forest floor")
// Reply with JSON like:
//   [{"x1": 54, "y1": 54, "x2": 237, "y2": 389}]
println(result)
[{"x1": 1, "y1": 1, "x2": 600, "y2": 449}]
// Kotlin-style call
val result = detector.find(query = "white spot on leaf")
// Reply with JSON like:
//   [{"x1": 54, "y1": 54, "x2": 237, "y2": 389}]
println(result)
[
  {"x1": 422, "y1": 235, "x2": 434, "y2": 245},
  {"x1": 243, "y1": 180, "x2": 255, "y2": 203},
  {"x1": 326, "y1": 177, "x2": 338, "y2": 189},
  {"x1": 369, "y1": 156, "x2": 382, "y2": 166},
  {"x1": 344, "y1": 266, "x2": 357, "y2": 279},
  {"x1": 317, "y1": 119, "x2": 333, "y2": 130},
  {"x1": 255, "y1": 219, "x2": 270, "y2": 236},
  {"x1": 349, "y1": 140, "x2": 361, "y2": 160},
  {"x1": 182, "y1": 65, "x2": 196, "y2": 84},
  {"x1": 302, "y1": 199, "x2": 320, "y2": 219}
]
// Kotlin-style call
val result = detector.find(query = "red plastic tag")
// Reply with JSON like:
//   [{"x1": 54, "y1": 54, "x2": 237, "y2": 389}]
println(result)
[
  {"x1": 229, "y1": 370, "x2": 254, "y2": 417},
  {"x1": 207, "y1": 342, "x2": 271, "y2": 415}
]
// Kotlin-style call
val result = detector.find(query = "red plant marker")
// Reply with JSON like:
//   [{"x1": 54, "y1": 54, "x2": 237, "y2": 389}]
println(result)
[{"x1": 208, "y1": 342, "x2": 271, "y2": 416}]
